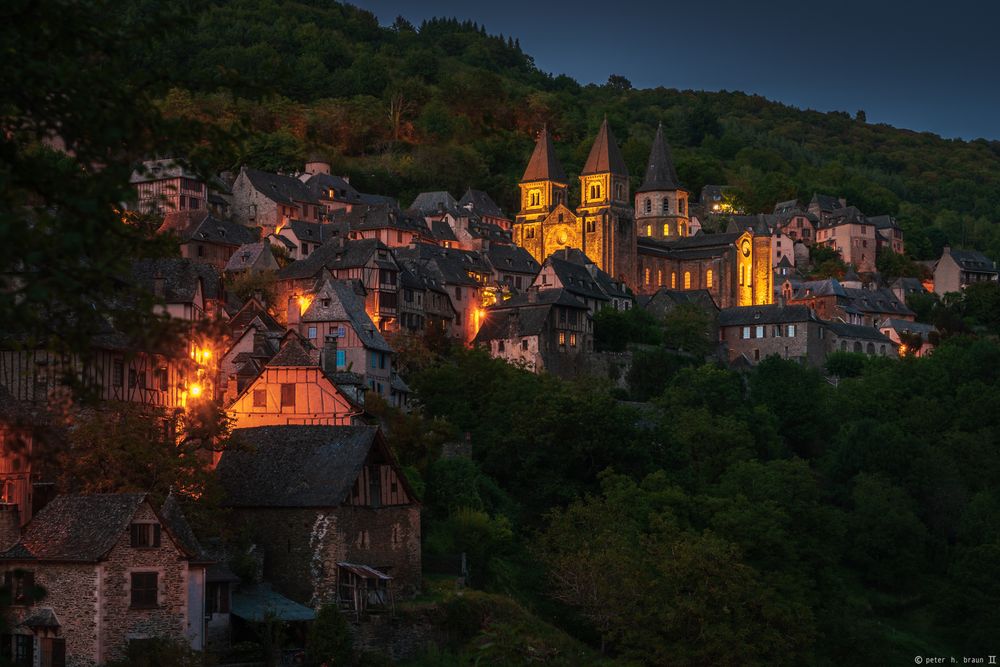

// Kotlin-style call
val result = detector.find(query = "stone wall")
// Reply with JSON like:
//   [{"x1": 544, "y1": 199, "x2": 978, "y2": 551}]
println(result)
[{"x1": 98, "y1": 503, "x2": 190, "y2": 662}]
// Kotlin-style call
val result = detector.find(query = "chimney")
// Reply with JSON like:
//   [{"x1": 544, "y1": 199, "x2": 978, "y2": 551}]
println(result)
[
  {"x1": 304, "y1": 161, "x2": 331, "y2": 176},
  {"x1": 321, "y1": 334, "x2": 339, "y2": 375},
  {"x1": 287, "y1": 296, "x2": 301, "y2": 325},
  {"x1": 839, "y1": 197, "x2": 847, "y2": 208},
  {"x1": 153, "y1": 274, "x2": 165, "y2": 299},
  {"x1": 0, "y1": 503, "x2": 21, "y2": 552},
  {"x1": 527, "y1": 287, "x2": 538, "y2": 303}
]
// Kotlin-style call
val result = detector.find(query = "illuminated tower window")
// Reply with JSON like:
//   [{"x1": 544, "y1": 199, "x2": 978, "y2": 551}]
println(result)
[
  {"x1": 663, "y1": 223, "x2": 670, "y2": 236},
  {"x1": 530, "y1": 190, "x2": 540, "y2": 206},
  {"x1": 590, "y1": 184, "x2": 601, "y2": 200},
  {"x1": 684, "y1": 271, "x2": 691, "y2": 289},
  {"x1": 657, "y1": 269, "x2": 662, "y2": 286},
  {"x1": 706, "y1": 269, "x2": 713, "y2": 288},
  {"x1": 645, "y1": 224, "x2": 652, "y2": 236},
  {"x1": 671, "y1": 272, "x2": 677, "y2": 288},
  {"x1": 645, "y1": 268, "x2": 651, "y2": 285}
]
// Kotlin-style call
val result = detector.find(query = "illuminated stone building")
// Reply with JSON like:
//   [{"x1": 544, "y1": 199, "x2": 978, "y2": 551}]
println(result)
[{"x1": 513, "y1": 120, "x2": 773, "y2": 308}]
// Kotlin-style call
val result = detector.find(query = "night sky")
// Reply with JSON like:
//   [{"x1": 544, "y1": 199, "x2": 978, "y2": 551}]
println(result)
[{"x1": 354, "y1": 0, "x2": 999, "y2": 141}]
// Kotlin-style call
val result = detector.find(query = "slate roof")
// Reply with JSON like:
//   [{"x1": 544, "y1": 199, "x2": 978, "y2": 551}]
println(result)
[
  {"x1": 304, "y1": 172, "x2": 364, "y2": 204},
  {"x1": 228, "y1": 297, "x2": 283, "y2": 339},
  {"x1": 881, "y1": 318, "x2": 936, "y2": 338},
  {"x1": 277, "y1": 238, "x2": 390, "y2": 281},
  {"x1": 160, "y1": 495, "x2": 212, "y2": 563},
  {"x1": 638, "y1": 232, "x2": 742, "y2": 261},
  {"x1": 242, "y1": 167, "x2": 318, "y2": 206},
  {"x1": 890, "y1": 277, "x2": 926, "y2": 294},
  {"x1": 429, "y1": 218, "x2": 459, "y2": 243},
  {"x1": 394, "y1": 243, "x2": 484, "y2": 287},
  {"x1": 638, "y1": 288, "x2": 720, "y2": 313},
  {"x1": 218, "y1": 425, "x2": 381, "y2": 507},
  {"x1": 544, "y1": 248, "x2": 630, "y2": 300},
  {"x1": 301, "y1": 279, "x2": 392, "y2": 352},
  {"x1": 810, "y1": 193, "x2": 843, "y2": 212},
  {"x1": 1, "y1": 494, "x2": 147, "y2": 562},
  {"x1": 718, "y1": 304, "x2": 815, "y2": 327},
  {"x1": 868, "y1": 214, "x2": 900, "y2": 230},
  {"x1": 521, "y1": 126, "x2": 567, "y2": 182},
  {"x1": 824, "y1": 321, "x2": 894, "y2": 342},
  {"x1": 474, "y1": 289, "x2": 587, "y2": 344},
  {"x1": 287, "y1": 219, "x2": 333, "y2": 244},
  {"x1": 225, "y1": 242, "x2": 275, "y2": 272},
  {"x1": 131, "y1": 258, "x2": 220, "y2": 305},
  {"x1": 265, "y1": 332, "x2": 319, "y2": 367},
  {"x1": 485, "y1": 244, "x2": 540, "y2": 276},
  {"x1": 330, "y1": 205, "x2": 432, "y2": 238},
  {"x1": 410, "y1": 191, "x2": 458, "y2": 215},
  {"x1": 582, "y1": 118, "x2": 628, "y2": 176},
  {"x1": 773, "y1": 199, "x2": 801, "y2": 213},
  {"x1": 160, "y1": 211, "x2": 257, "y2": 247},
  {"x1": 130, "y1": 158, "x2": 199, "y2": 183},
  {"x1": 946, "y1": 248, "x2": 997, "y2": 272},
  {"x1": 637, "y1": 123, "x2": 681, "y2": 192},
  {"x1": 459, "y1": 188, "x2": 505, "y2": 218}
]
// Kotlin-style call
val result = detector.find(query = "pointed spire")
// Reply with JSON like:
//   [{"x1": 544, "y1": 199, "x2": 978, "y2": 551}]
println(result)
[
  {"x1": 637, "y1": 122, "x2": 681, "y2": 193},
  {"x1": 582, "y1": 117, "x2": 628, "y2": 176},
  {"x1": 521, "y1": 126, "x2": 567, "y2": 183}
]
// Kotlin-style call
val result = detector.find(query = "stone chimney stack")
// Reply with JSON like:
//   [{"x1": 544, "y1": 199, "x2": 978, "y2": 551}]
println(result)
[
  {"x1": 527, "y1": 286, "x2": 539, "y2": 303},
  {"x1": 0, "y1": 503, "x2": 22, "y2": 552},
  {"x1": 287, "y1": 296, "x2": 301, "y2": 326},
  {"x1": 321, "y1": 334, "x2": 339, "y2": 376}
]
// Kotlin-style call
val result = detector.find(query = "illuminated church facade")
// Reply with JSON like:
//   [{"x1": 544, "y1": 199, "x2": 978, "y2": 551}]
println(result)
[{"x1": 512, "y1": 119, "x2": 772, "y2": 308}]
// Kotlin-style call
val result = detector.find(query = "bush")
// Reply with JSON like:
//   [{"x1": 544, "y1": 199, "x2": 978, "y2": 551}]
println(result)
[{"x1": 307, "y1": 604, "x2": 353, "y2": 666}]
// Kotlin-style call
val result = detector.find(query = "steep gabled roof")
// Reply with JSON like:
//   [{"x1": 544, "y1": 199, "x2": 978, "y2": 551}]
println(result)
[
  {"x1": 243, "y1": 167, "x2": 318, "y2": 206},
  {"x1": 160, "y1": 211, "x2": 258, "y2": 247},
  {"x1": 131, "y1": 257, "x2": 219, "y2": 305},
  {"x1": 228, "y1": 296, "x2": 283, "y2": 339},
  {"x1": 582, "y1": 117, "x2": 628, "y2": 177},
  {"x1": 947, "y1": 247, "x2": 997, "y2": 272},
  {"x1": 265, "y1": 332, "x2": 319, "y2": 367},
  {"x1": 637, "y1": 123, "x2": 680, "y2": 192},
  {"x1": 410, "y1": 191, "x2": 458, "y2": 215},
  {"x1": 219, "y1": 426, "x2": 384, "y2": 507},
  {"x1": 1, "y1": 494, "x2": 148, "y2": 562},
  {"x1": 459, "y1": 188, "x2": 505, "y2": 218},
  {"x1": 225, "y1": 242, "x2": 275, "y2": 272},
  {"x1": 485, "y1": 244, "x2": 540, "y2": 276},
  {"x1": 301, "y1": 279, "x2": 392, "y2": 352},
  {"x1": 521, "y1": 126, "x2": 567, "y2": 183},
  {"x1": 277, "y1": 238, "x2": 389, "y2": 281}
]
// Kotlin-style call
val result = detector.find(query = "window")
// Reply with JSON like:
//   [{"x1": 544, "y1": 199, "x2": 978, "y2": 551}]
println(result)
[
  {"x1": 756, "y1": 325, "x2": 765, "y2": 338},
  {"x1": 252, "y1": 389, "x2": 266, "y2": 407},
  {"x1": 529, "y1": 190, "x2": 540, "y2": 206},
  {"x1": 616, "y1": 183, "x2": 623, "y2": 199},
  {"x1": 679, "y1": 199, "x2": 686, "y2": 214},
  {"x1": 379, "y1": 352, "x2": 386, "y2": 370},
  {"x1": 454, "y1": 287, "x2": 462, "y2": 301},
  {"x1": 3, "y1": 571, "x2": 35, "y2": 606},
  {"x1": 644, "y1": 198, "x2": 651, "y2": 213},
  {"x1": 645, "y1": 268, "x2": 651, "y2": 285},
  {"x1": 646, "y1": 224, "x2": 652, "y2": 236},
  {"x1": 663, "y1": 223, "x2": 670, "y2": 236},
  {"x1": 706, "y1": 269, "x2": 713, "y2": 288},
  {"x1": 522, "y1": 339, "x2": 529, "y2": 350},
  {"x1": 498, "y1": 340, "x2": 505, "y2": 353},
  {"x1": 657, "y1": 269, "x2": 663, "y2": 286},
  {"x1": 570, "y1": 333, "x2": 577, "y2": 346},
  {"x1": 337, "y1": 326, "x2": 346, "y2": 337},
  {"x1": 787, "y1": 324, "x2": 796, "y2": 337},
  {"x1": 371, "y1": 352, "x2": 378, "y2": 369},
  {"x1": 130, "y1": 572, "x2": 158, "y2": 609},
  {"x1": 742, "y1": 326, "x2": 751, "y2": 339},
  {"x1": 662, "y1": 199, "x2": 670, "y2": 214},
  {"x1": 280, "y1": 383, "x2": 295, "y2": 407},
  {"x1": 671, "y1": 272, "x2": 677, "y2": 289},
  {"x1": 558, "y1": 332, "x2": 566, "y2": 346},
  {"x1": 684, "y1": 271, "x2": 691, "y2": 289},
  {"x1": 2, "y1": 633, "x2": 34, "y2": 666},
  {"x1": 586, "y1": 218, "x2": 596, "y2": 233},
  {"x1": 336, "y1": 350, "x2": 346, "y2": 369},
  {"x1": 129, "y1": 369, "x2": 146, "y2": 389},
  {"x1": 197, "y1": 244, "x2": 204, "y2": 257},
  {"x1": 525, "y1": 227, "x2": 535, "y2": 239},
  {"x1": 307, "y1": 326, "x2": 317, "y2": 340},
  {"x1": 130, "y1": 523, "x2": 161, "y2": 548},
  {"x1": 397, "y1": 231, "x2": 403, "y2": 243},
  {"x1": 155, "y1": 368, "x2": 168, "y2": 391}
]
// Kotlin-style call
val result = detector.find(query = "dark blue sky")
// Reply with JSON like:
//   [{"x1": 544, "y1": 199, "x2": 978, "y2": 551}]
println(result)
[{"x1": 354, "y1": 0, "x2": 999, "y2": 140}]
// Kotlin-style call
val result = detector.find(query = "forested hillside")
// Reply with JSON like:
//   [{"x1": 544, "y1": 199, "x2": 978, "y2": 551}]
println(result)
[{"x1": 146, "y1": 0, "x2": 1000, "y2": 260}]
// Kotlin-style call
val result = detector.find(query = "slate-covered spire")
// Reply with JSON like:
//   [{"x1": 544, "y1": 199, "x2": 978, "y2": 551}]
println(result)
[
  {"x1": 521, "y1": 126, "x2": 567, "y2": 183},
  {"x1": 637, "y1": 122, "x2": 681, "y2": 193},
  {"x1": 582, "y1": 117, "x2": 628, "y2": 176}
]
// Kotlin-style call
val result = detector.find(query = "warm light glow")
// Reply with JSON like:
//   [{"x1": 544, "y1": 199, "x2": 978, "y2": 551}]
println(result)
[
  {"x1": 898, "y1": 344, "x2": 908, "y2": 357},
  {"x1": 297, "y1": 294, "x2": 313, "y2": 314},
  {"x1": 189, "y1": 383, "x2": 203, "y2": 398}
]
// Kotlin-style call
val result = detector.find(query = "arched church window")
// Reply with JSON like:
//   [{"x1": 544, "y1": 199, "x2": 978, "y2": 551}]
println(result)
[
  {"x1": 644, "y1": 268, "x2": 651, "y2": 285},
  {"x1": 645, "y1": 224, "x2": 652, "y2": 236},
  {"x1": 684, "y1": 271, "x2": 691, "y2": 289},
  {"x1": 663, "y1": 223, "x2": 670, "y2": 236},
  {"x1": 644, "y1": 198, "x2": 651, "y2": 213},
  {"x1": 657, "y1": 269, "x2": 663, "y2": 286},
  {"x1": 530, "y1": 190, "x2": 540, "y2": 206}
]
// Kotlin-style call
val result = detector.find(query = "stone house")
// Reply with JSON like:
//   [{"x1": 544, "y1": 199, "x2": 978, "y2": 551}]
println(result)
[
  {"x1": 484, "y1": 244, "x2": 541, "y2": 294},
  {"x1": 0, "y1": 494, "x2": 208, "y2": 666},
  {"x1": 783, "y1": 278, "x2": 914, "y2": 326},
  {"x1": 330, "y1": 205, "x2": 434, "y2": 248},
  {"x1": 718, "y1": 304, "x2": 827, "y2": 367},
  {"x1": 158, "y1": 211, "x2": 258, "y2": 271},
  {"x1": 131, "y1": 257, "x2": 224, "y2": 322},
  {"x1": 277, "y1": 238, "x2": 401, "y2": 334},
  {"x1": 823, "y1": 321, "x2": 897, "y2": 357},
  {"x1": 637, "y1": 288, "x2": 719, "y2": 323},
  {"x1": 230, "y1": 167, "x2": 323, "y2": 234},
  {"x1": 217, "y1": 425, "x2": 421, "y2": 607},
  {"x1": 814, "y1": 206, "x2": 877, "y2": 274},
  {"x1": 473, "y1": 288, "x2": 593, "y2": 376},
  {"x1": 932, "y1": 246, "x2": 998, "y2": 295},
  {"x1": 774, "y1": 209, "x2": 817, "y2": 246},
  {"x1": 273, "y1": 219, "x2": 337, "y2": 261},
  {"x1": 533, "y1": 248, "x2": 632, "y2": 315},
  {"x1": 224, "y1": 242, "x2": 279, "y2": 276},
  {"x1": 870, "y1": 215, "x2": 905, "y2": 255},
  {"x1": 291, "y1": 279, "x2": 402, "y2": 404},
  {"x1": 398, "y1": 264, "x2": 457, "y2": 336},
  {"x1": 879, "y1": 319, "x2": 936, "y2": 357},
  {"x1": 458, "y1": 188, "x2": 512, "y2": 230}
]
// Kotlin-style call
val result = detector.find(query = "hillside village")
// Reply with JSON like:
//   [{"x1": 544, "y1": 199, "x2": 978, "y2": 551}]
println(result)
[{"x1": 1, "y1": 108, "x2": 998, "y2": 665}]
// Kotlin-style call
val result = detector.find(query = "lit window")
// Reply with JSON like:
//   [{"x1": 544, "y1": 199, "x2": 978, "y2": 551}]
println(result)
[
  {"x1": 756, "y1": 325, "x2": 764, "y2": 338},
  {"x1": 787, "y1": 324, "x2": 796, "y2": 337},
  {"x1": 646, "y1": 224, "x2": 652, "y2": 236},
  {"x1": 742, "y1": 326, "x2": 751, "y2": 339},
  {"x1": 657, "y1": 270, "x2": 663, "y2": 286},
  {"x1": 684, "y1": 271, "x2": 691, "y2": 289},
  {"x1": 570, "y1": 333, "x2": 577, "y2": 346},
  {"x1": 645, "y1": 268, "x2": 651, "y2": 285},
  {"x1": 706, "y1": 269, "x2": 713, "y2": 288},
  {"x1": 671, "y1": 272, "x2": 677, "y2": 289},
  {"x1": 559, "y1": 332, "x2": 566, "y2": 345},
  {"x1": 663, "y1": 223, "x2": 670, "y2": 236}
]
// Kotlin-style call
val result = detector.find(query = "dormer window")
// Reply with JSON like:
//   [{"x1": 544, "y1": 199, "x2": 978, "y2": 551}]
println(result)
[{"x1": 130, "y1": 522, "x2": 161, "y2": 548}]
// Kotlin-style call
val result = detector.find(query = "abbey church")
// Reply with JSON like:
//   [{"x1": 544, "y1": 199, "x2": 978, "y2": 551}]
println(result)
[{"x1": 512, "y1": 119, "x2": 773, "y2": 308}]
